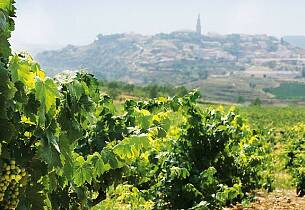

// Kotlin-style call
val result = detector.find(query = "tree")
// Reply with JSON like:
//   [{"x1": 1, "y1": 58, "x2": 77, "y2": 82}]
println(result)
[
  {"x1": 251, "y1": 97, "x2": 262, "y2": 106},
  {"x1": 125, "y1": 84, "x2": 135, "y2": 94},
  {"x1": 148, "y1": 85, "x2": 159, "y2": 98},
  {"x1": 108, "y1": 88, "x2": 119, "y2": 99},
  {"x1": 237, "y1": 96, "x2": 245, "y2": 104},
  {"x1": 108, "y1": 81, "x2": 119, "y2": 89},
  {"x1": 249, "y1": 81, "x2": 256, "y2": 89},
  {"x1": 175, "y1": 86, "x2": 188, "y2": 97}
]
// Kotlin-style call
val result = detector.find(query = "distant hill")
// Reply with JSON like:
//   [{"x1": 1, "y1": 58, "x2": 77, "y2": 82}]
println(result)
[
  {"x1": 37, "y1": 32, "x2": 305, "y2": 85},
  {"x1": 283, "y1": 36, "x2": 305, "y2": 49},
  {"x1": 11, "y1": 42, "x2": 64, "y2": 57}
]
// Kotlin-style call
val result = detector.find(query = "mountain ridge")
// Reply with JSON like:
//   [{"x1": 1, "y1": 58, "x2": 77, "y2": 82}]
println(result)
[{"x1": 37, "y1": 31, "x2": 305, "y2": 85}]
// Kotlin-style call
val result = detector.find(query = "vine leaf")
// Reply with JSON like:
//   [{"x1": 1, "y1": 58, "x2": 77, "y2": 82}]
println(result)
[
  {"x1": 67, "y1": 80, "x2": 84, "y2": 100},
  {"x1": 35, "y1": 77, "x2": 59, "y2": 126},
  {"x1": 38, "y1": 139, "x2": 62, "y2": 169},
  {"x1": 87, "y1": 152, "x2": 106, "y2": 177},
  {"x1": 59, "y1": 134, "x2": 75, "y2": 179},
  {"x1": 0, "y1": 64, "x2": 16, "y2": 118},
  {"x1": 136, "y1": 109, "x2": 153, "y2": 130},
  {"x1": 35, "y1": 77, "x2": 59, "y2": 113},
  {"x1": 0, "y1": 0, "x2": 11, "y2": 10},
  {"x1": 0, "y1": 11, "x2": 7, "y2": 31},
  {"x1": 18, "y1": 183, "x2": 46, "y2": 210},
  {"x1": 113, "y1": 135, "x2": 150, "y2": 160},
  {"x1": 73, "y1": 155, "x2": 93, "y2": 186},
  {"x1": 10, "y1": 55, "x2": 45, "y2": 90},
  {"x1": 93, "y1": 155, "x2": 105, "y2": 177}
]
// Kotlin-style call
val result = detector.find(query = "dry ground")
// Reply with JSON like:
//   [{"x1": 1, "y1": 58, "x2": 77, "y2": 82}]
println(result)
[{"x1": 227, "y1": 190, "x2": 305, "y2": 210}]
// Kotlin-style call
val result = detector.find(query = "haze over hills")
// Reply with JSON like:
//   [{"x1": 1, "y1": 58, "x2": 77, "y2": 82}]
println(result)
[
  {"x1": 37, "y1": 31, "x2": 305, "y2": 84},
  {"x1": 283, "y1": 36, "x2": 305, "y2": 49},
  {"x1": 11, "y1": 42, "x2": 64, "y2": 57},
  {"x1": 36, "y1": 16, "x2": 305, "y2": 104}
]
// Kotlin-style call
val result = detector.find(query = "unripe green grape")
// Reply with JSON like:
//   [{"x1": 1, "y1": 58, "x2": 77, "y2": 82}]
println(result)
[
  {"x1": 4, "y1": 175, "x2": 9, "y2": 181},
  {"x1": 0, "y1": 160, "x2": 26, "y2": 209},
  {"x1": 15, "y1": 175, "x2": 21, "y2": 182}
]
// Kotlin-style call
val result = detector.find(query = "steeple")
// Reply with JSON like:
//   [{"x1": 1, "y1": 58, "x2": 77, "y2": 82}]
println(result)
[{"x1": 196, "y1": 14, "x2": 201, "y2": 35}]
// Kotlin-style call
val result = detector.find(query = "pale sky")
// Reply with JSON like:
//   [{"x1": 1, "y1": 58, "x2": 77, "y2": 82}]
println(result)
[{"x1": 10, "y1": 0, "x2": 305, "y2": 49}]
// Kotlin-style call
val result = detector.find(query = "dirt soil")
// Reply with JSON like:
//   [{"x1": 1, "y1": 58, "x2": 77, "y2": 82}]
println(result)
[{"x1": 228, "y1": 190, "x2": 305, "y2": 210}]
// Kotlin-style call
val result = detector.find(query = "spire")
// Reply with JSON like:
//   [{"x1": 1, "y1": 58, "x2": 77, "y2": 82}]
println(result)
[{"x1": 196, "y1": 14, "x2": 201, "y2": 35}]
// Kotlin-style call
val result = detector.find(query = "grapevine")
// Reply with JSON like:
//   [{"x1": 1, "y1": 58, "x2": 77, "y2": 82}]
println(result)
[
  {"x1": 0, "y1": 1, "x2": 276, "y2": 209},
  {"x1": 285, "y1": 124, "x2": 305, "y2": 197}
]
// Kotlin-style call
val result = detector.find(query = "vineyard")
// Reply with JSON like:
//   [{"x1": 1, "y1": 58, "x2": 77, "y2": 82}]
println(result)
[
  {"x1": 1, "y1": 1, "x2": 305, "y2": 210},
  {"x1": 264, "y1": 83, "x2": 305, "y2": 100}
]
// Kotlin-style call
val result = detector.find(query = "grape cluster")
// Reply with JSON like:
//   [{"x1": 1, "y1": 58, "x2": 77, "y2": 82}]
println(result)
[{"x1": 0, "y1": 160, "x2": 27, "y2": 210}]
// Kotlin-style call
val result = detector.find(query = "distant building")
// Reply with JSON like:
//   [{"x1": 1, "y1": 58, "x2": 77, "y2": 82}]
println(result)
[{"x1": 196, "y1": 14, "x2": 202, "y2": 36}]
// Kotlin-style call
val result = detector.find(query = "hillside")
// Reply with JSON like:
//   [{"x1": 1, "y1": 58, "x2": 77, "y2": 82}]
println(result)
[
  {"x1": 283, "y1": 36, "x2": 305, "y2": 49},
  {"x1": 37, "y1": 32, "x2": 305, "y2": 85}
]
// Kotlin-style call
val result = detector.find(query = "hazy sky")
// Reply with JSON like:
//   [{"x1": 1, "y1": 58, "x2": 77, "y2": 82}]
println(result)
[{"x1": 10, "y1": 0, "x2": 305, "y2": 48}]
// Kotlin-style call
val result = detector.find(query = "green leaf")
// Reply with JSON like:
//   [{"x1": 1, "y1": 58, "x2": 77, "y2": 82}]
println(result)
[
  {"x1": 0, "y1": 36, "x2": 10, "y2": 59},
  {"x1": 0, "y1": 119, "x2": 15, "y2": 142},
  {"x1": 128, "y1": 134, "x2": 150, "y2": 150},
  {"x1": 0, "y1": 0, "x2": 11, "y2": 10},
  {"x1": 67, "y1": 80, "x2": 84, "y2": 100},
  {"x1": 18, "y1": 183, "x2": 46, "y2": 210},
  {"x1": 113, "y1": 144, "x2": 132, "y2": 160},
  {"x1": 73, "y1": 155, "x2": 93, "y2": 186},
  {"x1": 0, "y1": 64, "x2": 16, "y2": 119},
  {"x1": 94, "y1": 156, "x2": 105, "y2": 176},
  {"x1": 59, "y1": 134, "x2": 75, "y2": 179},
  {"x1": 38, "y1": 139, "x2": 62, "y2": 168},
  {"x1": 0, "y1": 11, "x2": 7, "y2": 31},
  {"x1": 46, "y1": 129, "x2": 60, "y2": 153},
  {"x1": 35, "y1": 77, "x2": 59, "y2": 126},
  {"x1": 10, "y1": 55, "x2": 45, "y2": 90},
  {"x1": 136, "y1": 109, "x2": 153, "y2": 130},
  {"x1": 113, "y1": 135, "x2": 150, "y2": 160},
  {"x1": 101, "y1": 148, "x2": 122, "y2": 169},
  {"x1": 86, "y1": 152, "x2": 106, "y2": 177},
  {"x1": 35, "y1": 77, "x2": 59, "y2": 113}
]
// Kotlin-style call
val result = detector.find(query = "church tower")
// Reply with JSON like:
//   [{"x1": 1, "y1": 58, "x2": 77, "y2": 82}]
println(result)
[{"x1": 196, "y1": 14, "x2": 201, "y2": 35}]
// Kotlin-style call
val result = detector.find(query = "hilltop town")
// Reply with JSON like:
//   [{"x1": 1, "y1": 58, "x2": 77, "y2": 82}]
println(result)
[
  {"x1": 37, "y1": 15, "x2": 305, "y2": 103},
  {"x1": 37, "y1": 15, "x2": 305, "y2": 83}
]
